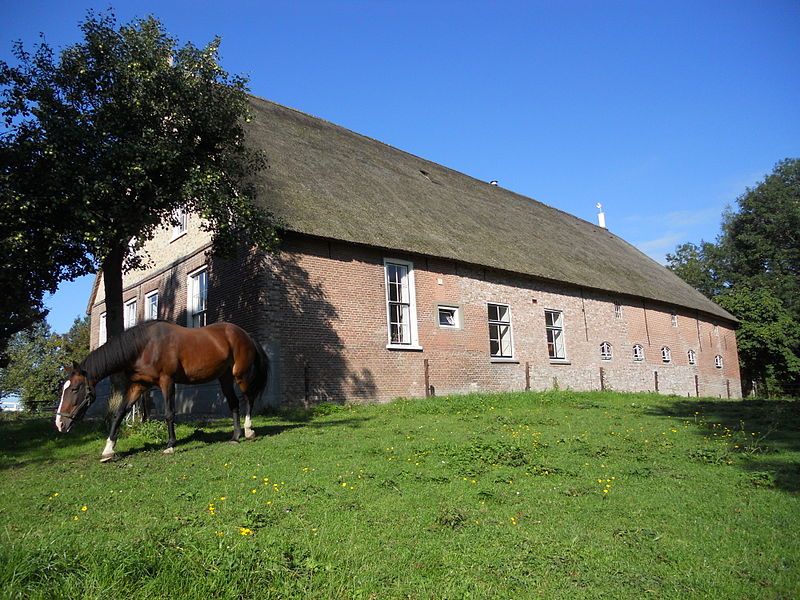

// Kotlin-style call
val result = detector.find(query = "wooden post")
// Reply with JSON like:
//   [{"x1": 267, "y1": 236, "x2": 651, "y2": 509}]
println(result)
[
  {"x1": 424, "y1": 359, "x2": 430, "y2": 398},
  {"x1": 654, "y1": 371, "x2": 659, "y2": 393},
  {"x1": 304, "y1": 361, "x2": 310, "y2": 404},
  {"x1": 525, "y1": 362, "x2": 531, "y2": 391},
  {"x1": 694, "y1": 374, "x2": 699, "y2": 398}
]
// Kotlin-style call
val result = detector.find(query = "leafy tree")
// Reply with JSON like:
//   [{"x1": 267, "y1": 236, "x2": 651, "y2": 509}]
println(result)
[
  {"x1": 716, "y1": 287, "x2": 800, "y2": 396},
  {"x1": 667, "y1": 158, "x2": 800, "y2": 397},
  {"x1": 0, "y1": 317, "x2": 90, "y2": 411},
  {"x1": 0, "y1": 11, "x2": 277, "y2": 363},
  {"x1": 720, "y1": 158, "x2": 800, "y2": 320},
  {"x1": 0, "y1": 321, "x2": 61, "y2": 411},
  {"x1": 665, "y1": 241, "x2": 725, "y2": 299}
]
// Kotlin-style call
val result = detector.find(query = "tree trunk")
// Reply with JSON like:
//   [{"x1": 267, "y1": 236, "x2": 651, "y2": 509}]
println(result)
[{"x1": 101, "y1": 244, "x2": 127, "y2": 415}]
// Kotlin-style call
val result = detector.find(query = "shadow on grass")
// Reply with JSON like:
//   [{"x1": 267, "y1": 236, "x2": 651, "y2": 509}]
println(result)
[
  {"x1": 0, "y1": 411, "x2": 371, "y2": 467},
  {"x1": 649, "y1": 398, "x2": 800, "y2": 493},
  {"x1": 0, "y1": 414, "x2": 107, "y2": 470}
]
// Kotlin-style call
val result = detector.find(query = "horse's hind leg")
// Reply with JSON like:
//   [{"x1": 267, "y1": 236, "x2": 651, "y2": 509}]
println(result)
[
  {"x1": 233, "y1": 363, "x2": 257, "y2": 440},
  {"x1": 220, "y1": 375, "x2": 243, "y2": 443},
  {"x1": 242, "y1": 394, "x2": 256, "y2": 440}
]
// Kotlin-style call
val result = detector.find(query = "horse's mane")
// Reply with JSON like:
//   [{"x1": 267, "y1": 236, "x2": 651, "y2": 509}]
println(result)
[{"x1": 82, "y1": 320, "x2": 166, "y2": 381}]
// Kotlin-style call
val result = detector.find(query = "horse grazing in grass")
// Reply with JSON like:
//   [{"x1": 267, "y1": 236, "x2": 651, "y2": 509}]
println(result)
[{"x1": 55, "y1": 321, "x2": 269, "y2": 462}]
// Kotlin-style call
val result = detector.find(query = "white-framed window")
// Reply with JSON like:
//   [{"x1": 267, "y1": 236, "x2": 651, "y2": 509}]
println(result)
[
  {"x1": 661, "y1": 346, "x2": 672, "y2": 363},
  {"x1": 188, "y1": 267, "x2": 208, "y2": 328},
  {"x1": 98, "y1": 312, "x2": 107, "y2": 346},
  {"x1": 171, "y1": 208, "x2": 188, "y2": 240},
  {"x1": 488, "y1": 303, "x2": 514, "y2": 358},
  {"x1": 671, "y1": 313, "x2": 678, "y2": 327},
  {"x1": 437, "y1": 305, "x2": 460, "y2": 329},
  {"x1": 384, "y1": 259, "x2": 420, "y2": 348},
  {"x1": 145, "y1": 291, "x2": 159, "y2": 321},
  {"x1": 688, "y1": 349, "x2": 697, "y2": 365},
  {"x1": 632, "y1": 344, "x2": 644, "y2": 362},
  {"x1": 600, "y1": 341, "x2": 613, "y2": 360},
  {"x1": 124, "y1": 299, "x2": 137, "y2": 330},
  {"x1": 614, "y1": 303, "x2": 622, "y2": 320},
  {"x1": 545, "y1": 309, "x2": 566, "y2": 360},
  {"x1": 714, "y1": 355, "x2": 723, "y2": 369}
]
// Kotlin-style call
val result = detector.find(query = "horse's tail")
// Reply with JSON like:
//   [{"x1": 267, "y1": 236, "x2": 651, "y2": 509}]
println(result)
[{"x1": 246, "y1": 339, "x2": 270, "y2": 403}]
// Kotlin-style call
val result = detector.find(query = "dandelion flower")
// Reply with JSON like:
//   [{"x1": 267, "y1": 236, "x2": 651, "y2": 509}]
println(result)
[
  {"x1": 239, "y1": 527, "x2": 254, "y2": 536},
  {"x1": 80, "y1": 505, "x2": 88, "y2": 512}
]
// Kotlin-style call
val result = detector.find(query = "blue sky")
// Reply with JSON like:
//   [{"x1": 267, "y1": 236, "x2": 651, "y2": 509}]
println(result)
[{"x1": 2, "y1": 1, "x2": 798, "y2": 334}]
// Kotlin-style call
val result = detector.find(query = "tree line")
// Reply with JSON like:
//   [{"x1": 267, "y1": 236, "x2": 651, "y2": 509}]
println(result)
[
  {"x1": 667, "y1": 158, "x2": 800, "y2": 397},
  {"x1": 0, "y1": 317, "x2": 89, "y2": 411}
]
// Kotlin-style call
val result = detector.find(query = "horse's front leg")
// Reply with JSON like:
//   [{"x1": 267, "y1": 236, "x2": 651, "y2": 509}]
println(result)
[
  {"x1": 101, "y1": 382, "x2": 149, "y2": 462},
  {"x1": 160, "y1": 377, "x2": 177, "y2": 454}
]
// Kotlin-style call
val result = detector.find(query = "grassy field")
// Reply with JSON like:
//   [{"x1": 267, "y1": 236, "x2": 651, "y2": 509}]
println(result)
[{"x1": 0, "y1": 390, "x2": 798, "y2": 599}]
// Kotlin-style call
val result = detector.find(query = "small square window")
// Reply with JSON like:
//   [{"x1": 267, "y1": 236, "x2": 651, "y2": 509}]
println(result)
[
  {"x1": 671, "y1": 313, "x2": 678, "y2": 327},
  {"x1": 614, "y1": 303, "x2": 622, "y2": 320},
  {"x1": 600, "y1": 341, "x2": 613, "y2": 360},
  {"x1": 438, "y1": 305, "x2": 460, "y2": 328},
  {"x1": 714, "y1": 355, "x2": 723, "y2": 369},
  {"x1": 687, "y1": 349, "x2": 697, "y2": 365}
]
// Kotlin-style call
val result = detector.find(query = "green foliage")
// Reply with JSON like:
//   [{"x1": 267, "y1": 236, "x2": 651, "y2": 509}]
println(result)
[
  {"x1": 0, "y1": 316, "x2": 89, "y2": 411},
  {"x1": 721, "y1": 159, "x2": 800, "y2": 317},
  {"x1": 0, "y1": 10, "x2": 277, "y2": 354},
  {"x1": 667, "y1": 158, "x2": 800, "y2": 396},
  {"x1": 717, "y1": 287, "x2": 800, "y2": 394},
  {"x1": 665, "y1": 241, "x2": 724, "y2": 299},
  {"x1": 1, "y1": 390, "x2": 799, "y2": 598}
]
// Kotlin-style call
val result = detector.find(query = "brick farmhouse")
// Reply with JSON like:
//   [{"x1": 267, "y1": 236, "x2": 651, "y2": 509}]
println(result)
[{"x1": 87, "y1": 97, "x2": 742, "y2": 413}]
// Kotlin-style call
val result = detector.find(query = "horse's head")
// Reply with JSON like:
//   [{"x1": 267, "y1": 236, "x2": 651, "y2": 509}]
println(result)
[{"x1": 55, "y1": 362, "x2": 95, "y2": 433}]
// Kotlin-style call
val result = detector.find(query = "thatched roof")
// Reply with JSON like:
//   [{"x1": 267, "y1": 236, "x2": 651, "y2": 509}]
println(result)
[{"x1": 246, "y1": 96, "x2": 734, "y2": 323}]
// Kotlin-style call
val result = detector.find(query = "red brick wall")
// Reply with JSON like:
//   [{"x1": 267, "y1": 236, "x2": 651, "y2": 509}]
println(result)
[{"x1": 89, "y1": 232, "x2": 742, "y2": 408}]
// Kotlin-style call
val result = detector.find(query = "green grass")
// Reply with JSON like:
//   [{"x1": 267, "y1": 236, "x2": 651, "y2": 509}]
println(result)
[{"x1": 1, "y1": 391, "x2": 798, "y2": 599}]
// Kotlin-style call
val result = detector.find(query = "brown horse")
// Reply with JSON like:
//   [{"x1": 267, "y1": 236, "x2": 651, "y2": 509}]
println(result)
[{"x1": 55, "y1": 321, "x2": 269, "y2": 462}]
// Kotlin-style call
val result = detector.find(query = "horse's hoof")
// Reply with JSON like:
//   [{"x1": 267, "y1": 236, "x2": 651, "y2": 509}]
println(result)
[
  {"x1": 245, "y1": 430, "x2": 257, "y2": 440},
  {"x1": 229, "y1": 439, "x2": 240, "y2": 445},
  {"x1": 100, "y1": 453, "x2": 116, "y2": 463},
  {"x1": 163, "y1": 447, "x2": 175, "y2": 455}
]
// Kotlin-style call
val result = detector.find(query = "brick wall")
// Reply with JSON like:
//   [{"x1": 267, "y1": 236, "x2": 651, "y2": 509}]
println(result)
[
  {"x1": 89, "y1": 229, "x2": 743, "y2": 412},
  {"x1": 259, "y1": 234, "x2": 741, "y2": 405}
]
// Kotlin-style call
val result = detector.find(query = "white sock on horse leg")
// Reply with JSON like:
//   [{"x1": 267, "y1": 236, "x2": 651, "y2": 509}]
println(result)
[
  {"x1": 244, "y1": 412, "x2": 256, "y2": 438},
  {"x1": 102, "y1": 438, "x2": 115, "y2": 456}
]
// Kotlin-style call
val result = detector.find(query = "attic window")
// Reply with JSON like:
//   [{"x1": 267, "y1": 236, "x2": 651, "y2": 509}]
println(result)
[{"x1": 419, "y1": 169, "x2": 438, "y2": 184}]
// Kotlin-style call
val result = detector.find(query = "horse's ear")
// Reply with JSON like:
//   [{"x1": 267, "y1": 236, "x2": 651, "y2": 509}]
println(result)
[{"x1": 72, "y1": 360, "x2": 81, "y2": 372}]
